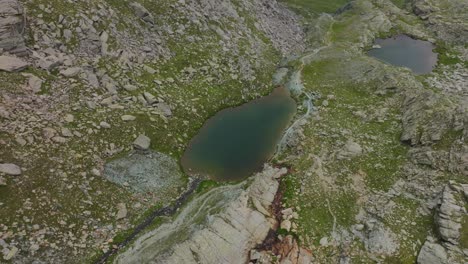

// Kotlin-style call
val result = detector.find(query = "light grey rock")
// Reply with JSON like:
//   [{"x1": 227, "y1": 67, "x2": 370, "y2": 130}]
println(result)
[
  {"x1": 435, "y1": 183, "x2": 465, "y2": 244},
  {"x1": 22, "y1": 73, "x2": 42, "y2": 93},
  {"x1": 3, "y1": 246, "x2": 18, "y2": 260},
  {"x1": 143, "y1": 92, "x2": 157, "y2": 104},
  {"x1": 0, "y1": 0, "x2": 26, "y2": 55},
  {"x1": 400, "y1": 90, "x2": 455, "y2": 145},
  {"x1": 64, "y1": 114, "x2": 74, "y2": 123},
  {"x1": 337, "y1": 140, "x2": 363, "y2": 160},
  {"x1": 100, "y1": 121, "x2": 111, "y2": 129},
  {"x1": 85, "y1": 71, "x2": 99, "y2": 88},
  {"x1": 121, "y1": 115, "x2": 136, "y2": 121},
  {"x1": 417, "y1": 241, "x2": 448, "y2": 264},
  {"x1": 61, "y1": 128, "x2": 73, "y2": 137},
  {"x1": 143, "y1": 65, "x2": 156, "y2": 74},
  {"x1": 0, "y1": 163, "x2": 21, "y2": 176},
  {"x1": 365, "y1": 222, "x2": 399, "y2": 255},
  {"x1": 281, "y1": 219, "x2": 292, "y2": 232},
  {"x1": 63, "y1": 29, "x2": 73, "y2": 42},
  {"x1": 116, "y1": 203, "x2": 127, "y2": 220},
  {"x1": 42, "y1": 127, "x2": 57, "y2": 139},
  {"x1": 60, "y1": 67, "x2": 81, "y2": 77},
  {"x1": 129, "y1": 2, "x2": 154, "y2": 25},
  {"x1": 156, "y1": 102, "x2": 172, "y2": 117},
  {"x1": 123, "y1": 84, "x2": 138, "y2": 92},
  {"x1": 0, "y1": 55, "x2": 28, "y2": 72},
  {"x1": 133, "y1": 134, "x2": 151, "y2": 150},
  {"x1": 52, "y1": 136, "x2": 67, "y2": 143},
  {"x1": 36, "y1": 55, "x2": 62, "y2": 70}
]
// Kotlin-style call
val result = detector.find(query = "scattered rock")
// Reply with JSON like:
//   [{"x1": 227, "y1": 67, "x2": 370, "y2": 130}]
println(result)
[
  {"x1": 129, "y1": 2, "x2": 155, "y2": 25},
  {"x1": 0, "y1": 55, "x2": 29, "y2": 72},
  {"x1": 365, "y1": 221, "x2": 399, "y2": 255},
  {"x1": 52, "y1": 136, "x2": 67, "y2": 143},
  {"x1": 337, "y1": 140, "x2": 363, "y2": 160},
  {"x1": 100, "y1": 121, "x2": 111, "y2": 129},
  {"x1": 116, "y1": 203, "x2": 127, "y2": 220},
  {"x1": 121, "y1": 115, "x2": 136, "y2": 121},
  {"x1": 64, "y1": 114, "x2": 74, "y2": 123},
  {"x1": 0, "y1": 163, "x2": 21, "y2": 176},
  {"x1": 3, "y1": 246, "x2": 18, "y2": 260},
  {"x1": 133, "y1": 134, "x2": 151, "y2": 150},
  {"x1": 417, "y1": 241, "x2": 448, "y2": 264},
  {"x1": 27, "y1": 74, "x2": 43, "y2": 93},
  {"x1": 281, "y1": 219, "x2": 292, "y2": 232},
  {"x1": 156, "y1": 102, "x2": 172, "y2": 117},
  {"x1": 60, "y1": 67, "x2": 82, "y2": 77}
]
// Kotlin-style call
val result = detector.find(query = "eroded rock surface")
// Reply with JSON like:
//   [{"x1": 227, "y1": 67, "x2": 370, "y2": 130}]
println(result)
[
  {"x1": 0, "y1": 0, "x2": 26, "y2": 55},
  {"x1": 417, "y1": 182, "x2": 468, "y2": 264},
  {"x1": 115, "y1": 165, "x2": 286, "y2": 264},
  {"x1": 103, "y1": 151, "x2": 185, "y2": 194}
]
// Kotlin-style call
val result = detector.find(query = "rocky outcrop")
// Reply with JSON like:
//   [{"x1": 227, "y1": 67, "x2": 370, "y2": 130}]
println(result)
[
  {"x1": 400, "y1": 90, "x2": 457, "y2": 145},
  {"x1": 412, "y1": 0, "x2": 468, "y2": 45},
  {"x1": 103, "y1": 151, "x2": 185, "y2": 194},
  {"x1": 0, "y1": 55, "x2": 28, "y2": 71},
  {"x1": 0, "y1": 0, "x2": 26, "y2": 55},
  {"x1": 129, "y1": 2, "x2": 155, "y2": 25},
  {"x1": 0, "y1": 163, "x2": 21, "y2": 175},
  {"x1": 435, "y1": 182, "x2": 466, "y2": 245},
  {"x1": 417, "y1": 181, "x2": 467, "y2": 264},
  {"x1": 115, "y1": 165, "x2": 286, "y2": 264},
  {"x1": 417, "y1": 240, "x2": 448, "y2": 264}
]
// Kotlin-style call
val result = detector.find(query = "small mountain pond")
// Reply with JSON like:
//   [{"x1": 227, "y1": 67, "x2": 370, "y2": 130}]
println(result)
[
  {"x1": 181, "y1": 86, "x2": 296, "y2": 182},
  {"x1": 368, "y1": 34, "x2": 438, "y2": 74}
]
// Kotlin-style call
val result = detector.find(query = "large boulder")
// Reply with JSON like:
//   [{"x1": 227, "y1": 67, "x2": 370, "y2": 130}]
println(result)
[
  {"x1": 0, "y1": 55, "x2": 28, "y2": 71},
  {"x1": 129, "y1": 2, "x2": 155, "y2": 25},
  {"x1": 103, "y1": 151, "x2": 184, "y2": 194},
  {"x1": 0, "y1": 163, "x2": 21, "y2": 175},
  {"x1": 435, "y1": 182, "x2": 466, "y2": 245},
  {"x1": 0, "y1": 0, "x2": 26, "y2": 55},
  {"x1": 417, "y1": 240, "x2": 448, "y2": 264}
]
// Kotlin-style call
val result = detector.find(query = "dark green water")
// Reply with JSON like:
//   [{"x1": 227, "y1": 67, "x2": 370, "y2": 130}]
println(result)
[
  {"x1": 181, "y1": 87, "x2": 296, "y2": 182},
  {"x1": 368, "y1": 35, "x2": 438, "y2": 74}
]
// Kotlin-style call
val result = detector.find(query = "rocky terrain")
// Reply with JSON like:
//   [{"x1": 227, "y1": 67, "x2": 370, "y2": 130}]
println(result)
[
  {"x1": 0, "y1": 0, "x2": 467, "y2": 263},
  {"x1": 0, "y1": 0, "x2": 303, "y2": 262}
]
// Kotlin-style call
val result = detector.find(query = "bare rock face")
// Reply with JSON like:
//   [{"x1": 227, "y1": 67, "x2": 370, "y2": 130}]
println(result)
[
  {"x1": 103, "y1": 151, "x2": 185, "y2": 194},
  {"x1": 435, "y1": 182, "x2": 466, "y2": 245},
  {"x1": 0, "y1": 163, "x2": 21, "y2": 175},
  {"x1": 417, "y1": 240, "x2": 448, "y2": 264},
  {"x1": 129, "y1": 2, "x2": 154, "y2": 25},
  {"x1": 400, "y1": 90, "x2": 458, "y2": 145},
  {"x1": 0, "y1": 55, "x2": 28, "y2": 72},
  {"x1": 0, "y1": 0, "x2": 26, "y2": 55},
  {"x1": 417, "y1": 182, "x2": 467, "y2": 264},
  {"x1": 115, "y1": 165, "x2": 287, "y2": 264}
]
